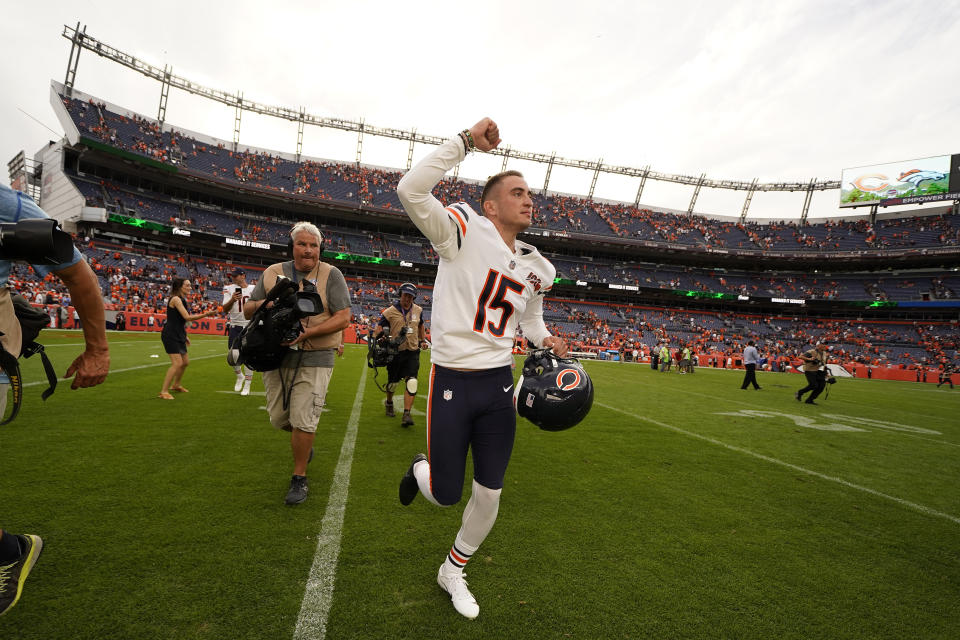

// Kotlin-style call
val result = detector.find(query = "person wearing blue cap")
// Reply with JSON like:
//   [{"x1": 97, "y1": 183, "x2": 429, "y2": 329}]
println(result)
[{"x1": 374, "y1": 282, "x2": 428, "y2": 426}]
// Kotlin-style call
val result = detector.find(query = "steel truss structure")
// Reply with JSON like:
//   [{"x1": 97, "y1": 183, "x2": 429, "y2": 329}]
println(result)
[{"x1": 62, "y1": 23, "x2": 841, "y2": 220}]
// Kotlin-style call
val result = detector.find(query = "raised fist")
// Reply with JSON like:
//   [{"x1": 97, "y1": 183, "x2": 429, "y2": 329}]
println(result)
[{"x1": 468, "y1": 118, "x2": 501, "y2": 152}]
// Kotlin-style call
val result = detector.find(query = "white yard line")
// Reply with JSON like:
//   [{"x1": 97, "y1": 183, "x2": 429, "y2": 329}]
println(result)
[
  {"x1": 677, "y1": 386, "x2": 960, "y2": 432},
  {"x1": 293, "y1": 364, "x2": 367, "y2": 640},
  {"x1": 597, "y1": 401, "x2": 960, "y2": 526}
]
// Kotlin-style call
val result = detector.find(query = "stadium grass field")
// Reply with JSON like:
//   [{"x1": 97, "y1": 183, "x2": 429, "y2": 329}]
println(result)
[{"x1": 1, "y1": 330, "x2": 958, "y2": 639}]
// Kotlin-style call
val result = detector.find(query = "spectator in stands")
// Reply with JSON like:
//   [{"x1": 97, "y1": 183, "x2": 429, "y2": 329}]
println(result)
[
  {"x1": 243, "y1": 222, "x2": 352, "y2": 505},
  {"x1": 158, "y1": 278, "x2": 217, "y2": 400}
]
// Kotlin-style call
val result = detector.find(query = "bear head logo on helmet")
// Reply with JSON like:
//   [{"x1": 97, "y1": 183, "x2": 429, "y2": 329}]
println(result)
[{"x1": 513, "y1": 348, "x2": 594, "y2": 431}]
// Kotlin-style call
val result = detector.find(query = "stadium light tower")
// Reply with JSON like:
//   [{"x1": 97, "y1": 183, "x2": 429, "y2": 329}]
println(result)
[
  {"x1": 588, "y1": 158, "x2": 603, "y2": 199},
  {"x1": 296, "y1": 107, "x2": 305, "y2": 163},
  {"x1": 233, "y1": 92, "x2": 243, "y2": 150},
  {"x1": 634, "y1": 165, "x2": 651, "y2": 207},
  {"x1": 687, "y1": 174, "x2": 706, "y2": 214},
  {"x1": 542, "y1": 152, "x2": 557, "y2": 193},
  {"x1": 406, "y1": 128, "x2": 416, "y2": 171},
  {"x1": 157, "y1": 64, "x2": 172, "y2": 126},
  {"x1": 739, "y1": 178, "x2": 758, "y2": 223},
  {"x1": 356, "y1": 118, "x2": 365, "y2": 164},
  {"x1": 800, "y1": 178, "x2": 816, "y2": 224},
  {"x1": 62, "y1": 22, "x2": 86, "y2": 97}
]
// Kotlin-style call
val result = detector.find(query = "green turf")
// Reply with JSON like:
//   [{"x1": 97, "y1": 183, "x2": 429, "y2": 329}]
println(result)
[{"x1": 1, "y1": 332, "x2": 958, "y2": 639}]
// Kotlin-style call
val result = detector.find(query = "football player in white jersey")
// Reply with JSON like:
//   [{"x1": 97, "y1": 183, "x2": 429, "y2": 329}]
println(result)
[
  {"x1": 396, "y1": 118, "x2": 568, "y2": 619},
  {"x1": 222, "y1": 269, "x2": 256, "y2": 395}
]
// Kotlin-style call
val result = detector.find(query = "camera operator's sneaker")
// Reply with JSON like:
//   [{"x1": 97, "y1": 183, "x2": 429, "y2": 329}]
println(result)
[
  {"x1": 285, "y1": 475, "x2": 309, "y2": 505},
  {"x1": 437, "y1": 563, "x2": 479, "y2": 619},
  {"x1": 0, "y1": 534, "x2": 43, "y2": 617},
  {"x1": 401, "y1": 410, "x2": 414, "y2": 428},
  {"x1": 234, "y1": 374, "x2": 244, "y2": 392},
  {"x1": 241, "y1": 378, "x2": 252, "y2": 396},
  {"x1": 399, "y1": 453, "x2": 426, "y2": 505},
  {"x1": 385, "y1": 402, "x2": 396, "y2": 418}
]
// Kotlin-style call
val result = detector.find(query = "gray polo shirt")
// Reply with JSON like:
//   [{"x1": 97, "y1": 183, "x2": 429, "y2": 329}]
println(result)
[{"x1": 250, "y1": 263, "x2": 351, "y2": 367}]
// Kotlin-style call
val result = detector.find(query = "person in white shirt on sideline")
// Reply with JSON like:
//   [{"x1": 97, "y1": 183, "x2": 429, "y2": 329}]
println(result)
[
  {"x1": 741, "y1": 340, "x2": 761, "y2": 389},
  {"x1": 222, "y1": 268, "x2": 256, "y2": 395},
  {"x1": 395, "y1": 118, "x2": 568, "y2": 620}
]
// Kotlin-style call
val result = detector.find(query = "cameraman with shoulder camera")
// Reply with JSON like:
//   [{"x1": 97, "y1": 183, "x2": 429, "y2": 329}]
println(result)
[
  {"x1": 795, "y1": 341, "x2": 829, "y2": 405},
  {"x1": 0, "y1": 182, "x2": 109, "y2": 617},
  {"x1": 374, "y1": 282, "x2": 427, "y2": 427},
  {"x1": 243, "y1": 222, "x2": 351, "y2": 505}
]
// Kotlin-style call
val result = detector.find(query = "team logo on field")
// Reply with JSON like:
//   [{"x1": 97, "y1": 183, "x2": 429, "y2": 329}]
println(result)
[
  {"x1": 525, "y1": 272, "x2": 542, "y2": 292},
  {"x1": 556, "y1": 368, "x2": 581, "y2": 391},
  {"x1": 443, "y1": 389, "x2": 453, "y2": 401}
]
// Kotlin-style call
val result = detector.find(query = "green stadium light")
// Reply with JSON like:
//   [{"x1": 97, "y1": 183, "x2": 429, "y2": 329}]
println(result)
[{"x1": 324, "y1": 251, "x2": 397, "y2": 266}]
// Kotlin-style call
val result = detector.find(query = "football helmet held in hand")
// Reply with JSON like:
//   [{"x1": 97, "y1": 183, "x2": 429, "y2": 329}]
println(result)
[{"x1": 514, "y1": 349, "x2": 594, "y2": 431}]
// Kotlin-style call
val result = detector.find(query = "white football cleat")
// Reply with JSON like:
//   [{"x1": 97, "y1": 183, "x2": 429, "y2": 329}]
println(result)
[
  {"x1": 241, "y1": 379, "x2": 252, "y2": 396},
  {"x1": 233, "y1": 374, "x2": 244, "y2": 392},
  {"x1": 437, "y1": 563, "x2": 479, "y2": 619}
]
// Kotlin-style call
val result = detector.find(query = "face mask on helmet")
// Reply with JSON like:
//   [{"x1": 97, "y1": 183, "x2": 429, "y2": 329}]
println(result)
[{"x1": 513, "y1": 349, "x2": 594, "y2": 431}]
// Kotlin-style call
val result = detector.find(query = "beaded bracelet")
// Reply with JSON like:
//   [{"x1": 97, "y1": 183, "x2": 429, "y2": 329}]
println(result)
[
  {"x1": 457, "y1": 131, "x2": 470, "y2": 154},
  {"x1": 461, "y1": 129, "x2": 476, "y2": 150}
]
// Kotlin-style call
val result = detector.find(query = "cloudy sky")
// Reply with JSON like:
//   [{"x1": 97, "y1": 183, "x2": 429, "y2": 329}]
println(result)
[{"x1": 1, "y1": 0, "x2": 958, "y2": 220}]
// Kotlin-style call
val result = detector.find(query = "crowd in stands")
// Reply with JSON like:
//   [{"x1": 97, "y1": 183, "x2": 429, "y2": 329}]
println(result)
[
  {"x1": 61, "y1": 92, "x2": 960, "y2": 256},
  {"x1": 541, "y1": 301, "x2": 959, "y2": 372},
  {"x1": 46, "y1": 91, "x2": 960, "y2": 374},
  {"x1": 9, "y1": 238, "x2": 958, "y2": 374},
  {"x1": 67, "y1": 171, "x2": 960, "y2": 304}
]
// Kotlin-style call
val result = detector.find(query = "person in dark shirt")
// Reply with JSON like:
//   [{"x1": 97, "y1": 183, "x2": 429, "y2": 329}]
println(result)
[{"x1": 158, "y1": 278, "x2": 216, "y2": 399}]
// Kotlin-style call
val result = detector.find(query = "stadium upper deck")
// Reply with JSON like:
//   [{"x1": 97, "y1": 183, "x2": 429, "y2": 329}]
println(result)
[{"x1": 54, "y1": 88, "x2": 960, "y2": 261}]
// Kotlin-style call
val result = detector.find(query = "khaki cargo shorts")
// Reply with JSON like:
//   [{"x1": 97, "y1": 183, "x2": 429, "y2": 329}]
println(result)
[{"x1": 263, "y1": 365, "x2": 333, "y2": 433}]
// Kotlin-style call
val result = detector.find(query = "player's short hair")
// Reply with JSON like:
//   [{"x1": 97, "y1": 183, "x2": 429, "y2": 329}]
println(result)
[
  {"x1": 481, "y1": 170, "x2": 526, "y2": 211},
  {"x1": 290, "y1": 221, "x2": 323, "y2": 245}
]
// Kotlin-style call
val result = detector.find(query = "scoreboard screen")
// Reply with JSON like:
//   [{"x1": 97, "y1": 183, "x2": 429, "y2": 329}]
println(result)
[{"x1": 839, "y1": 154, "x2": 959, "y2": 207}]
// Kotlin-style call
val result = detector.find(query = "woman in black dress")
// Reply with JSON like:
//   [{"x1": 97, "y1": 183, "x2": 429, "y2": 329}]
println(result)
[{"x1": 159, "y1": 278, "x2": 217, "y2": 399}]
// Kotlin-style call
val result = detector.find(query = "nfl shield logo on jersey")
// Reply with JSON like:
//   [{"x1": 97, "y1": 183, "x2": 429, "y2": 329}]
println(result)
[{"x1": 443, "y1": 389, "x2": 453, "y2": 401}]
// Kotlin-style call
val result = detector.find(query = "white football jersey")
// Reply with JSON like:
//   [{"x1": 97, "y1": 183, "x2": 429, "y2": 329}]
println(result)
[
  {"x1": 223, "y1": 283, "x2": 256, "y2": 327},
  {"x1": 398, "y1": 138, "x2": 554, "y2": 369}
]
